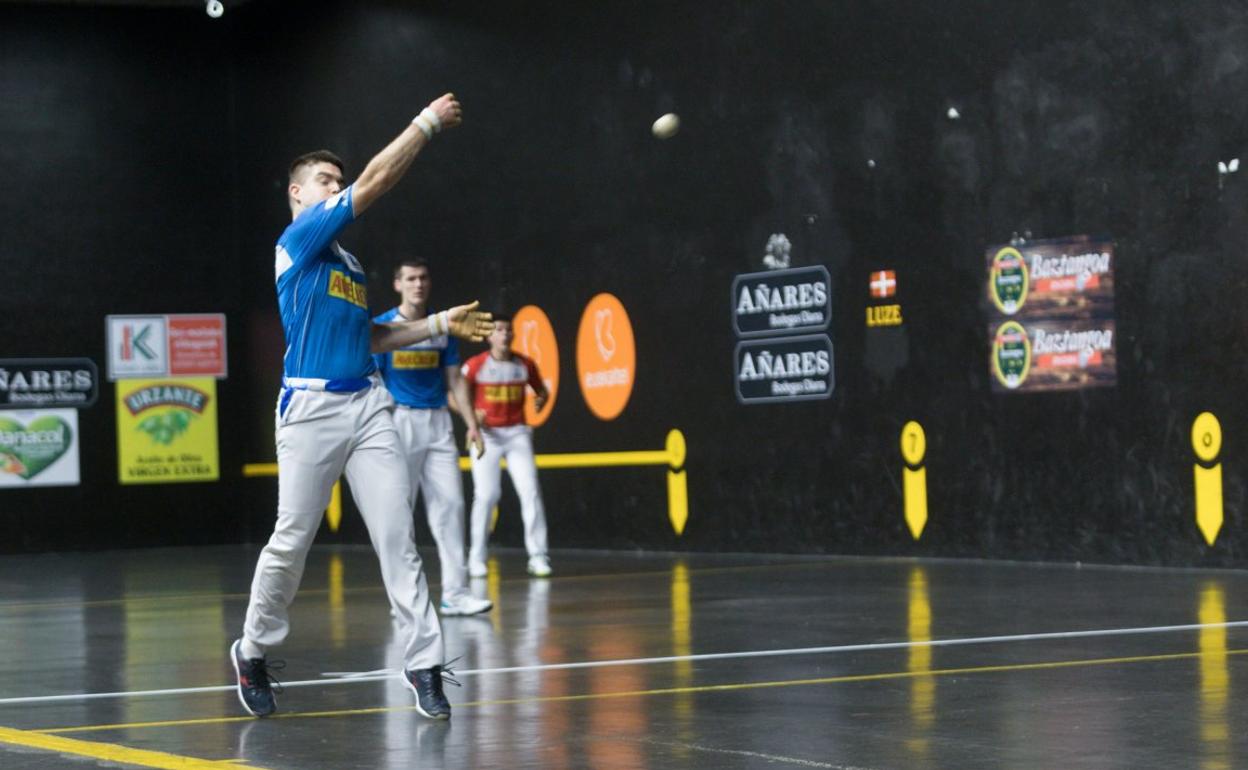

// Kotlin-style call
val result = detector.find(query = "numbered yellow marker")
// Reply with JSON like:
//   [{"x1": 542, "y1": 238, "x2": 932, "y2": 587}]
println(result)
[
  {"x1": 1192, "y1": 412, "x2": 1223, "y2": 546},
  {"x1": 667, "y1": 429, "x2": 689, "y2": 536},
  {"x1": 901, "y1": 421, "x2": 928, "y2": 540}
]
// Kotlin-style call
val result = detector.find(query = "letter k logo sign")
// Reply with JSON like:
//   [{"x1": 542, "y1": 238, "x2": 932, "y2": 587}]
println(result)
[{"x1": 128, "y1": 325, "x2": 156, "y2": 360}]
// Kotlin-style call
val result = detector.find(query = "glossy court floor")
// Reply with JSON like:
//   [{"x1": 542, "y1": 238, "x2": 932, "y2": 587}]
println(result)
[{"x1": 1, "y1": 547, "x2": 1247, "y2": 769}]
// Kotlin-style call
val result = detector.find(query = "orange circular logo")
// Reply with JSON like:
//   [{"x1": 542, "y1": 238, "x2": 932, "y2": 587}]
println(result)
[
  {"x1": 576, "y1": 293, "x2": 635, "y2": 420},
  {"x1": 511, "y1": 305, "x2": 559, "y2": 427}
]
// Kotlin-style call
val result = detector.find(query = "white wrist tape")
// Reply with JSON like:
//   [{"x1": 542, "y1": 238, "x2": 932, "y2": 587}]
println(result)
[
  {"x1": 412, "y1": 115, "x2": 434, "y2": 140},
  {"x1": 420, "y1": 107, "x2": 442, "y2": 133},
  {"x1": 428, "y1": 310, "x2": 449, "y2": 337}
]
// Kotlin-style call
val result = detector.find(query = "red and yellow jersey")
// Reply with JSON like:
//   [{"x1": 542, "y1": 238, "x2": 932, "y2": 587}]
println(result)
[{"x1": 461, "y1": 351, "x2": 544, "y2": 428}]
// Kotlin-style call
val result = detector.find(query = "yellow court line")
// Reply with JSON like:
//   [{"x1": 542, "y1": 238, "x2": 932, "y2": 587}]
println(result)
[
  {"x1": 40, "y1": 647, "x2": 1248, "y2": 735},
  {"x1": 0, "y1": 724, "x2": 267, "y2": 769}
]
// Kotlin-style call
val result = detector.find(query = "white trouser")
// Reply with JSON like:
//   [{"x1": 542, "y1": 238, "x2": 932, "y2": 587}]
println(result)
[
  {"x1": 392, "y1": 406, "x2": 469, "y2": 601},
  {"x1": 243, "y1": 380, "x2": 444, "y2": 672},
  {"x1": 469, "y1": 424, "x2": 548, "y2": 565}
]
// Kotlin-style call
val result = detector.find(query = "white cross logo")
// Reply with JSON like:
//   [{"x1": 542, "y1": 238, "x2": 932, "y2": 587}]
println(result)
[{"x1": 870, "y1": 271, "x2": 896, "y2": 297}]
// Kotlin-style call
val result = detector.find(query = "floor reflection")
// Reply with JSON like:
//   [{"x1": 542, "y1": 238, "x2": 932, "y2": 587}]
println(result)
[
  {"x1": 906, "y1": 564, "x2": 933, "y2": 760},
  {"x1": 1199, "y1": 581, "x2": 1230, "y2": 770},
  {"x1": 5, "y1": 548, "x2": 1248, "y2": 770},
  {"x1": 670, "y1": 560, "x2": 693, "y2": 763}
]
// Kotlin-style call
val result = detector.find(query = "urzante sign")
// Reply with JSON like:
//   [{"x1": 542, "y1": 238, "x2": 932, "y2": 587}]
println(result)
[
  {"x1": 732, "y1": 265, "x2": 831, "y2": 337},
  {"x1": 0, "y1": 359, "x2": 98, "y2": 409},
  {"x1": 735, "y1": 335, "x2": 834, "y2": 404},
  {"x1": 115, "y1": 378, "x2": 219, "y2": 484}
]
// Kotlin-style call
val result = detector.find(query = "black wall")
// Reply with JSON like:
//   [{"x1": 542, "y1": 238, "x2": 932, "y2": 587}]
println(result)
[
  {"x1": 5, "y1": 0, "x2": 1248, "y2": 566},
  {"x1": 0, "y1": 5, "x2": 250, "y2": 549}
]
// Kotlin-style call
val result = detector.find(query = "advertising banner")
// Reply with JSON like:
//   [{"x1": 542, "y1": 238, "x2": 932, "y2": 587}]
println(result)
[
  {"x1": 115, "y1": 377, "x2": 219, "y2": 484},
  {"x1": 167, "y1": 315, "x2": 228, "y2": 378},
  {"x1": 985, "y1": 236, "x2": 1116, "y2": 392},
  {"x1": 990, "y1": 318, "x2": 1117, "y2": 392},
  {"x1": 735, "y1": 334, "x2": 834, "y2": 404},
  {"x1": 0, "y1": 409, "x2": 80, "y2": 488},
  {"x1": 107, "y1": 314, "x2": 227, "y2": 380},
  {"x1": 513, "y1": 305, "x2": 559, "y2": 427},
  {"x1": 0, "y1": 359, "x2": 98, "y2": 409},
  {"x1": 732, "y1": 265, "x2": 831, "y2": 337},
  {"x1": 577, "y1": 293, "x2": 635, "y2": 421}
]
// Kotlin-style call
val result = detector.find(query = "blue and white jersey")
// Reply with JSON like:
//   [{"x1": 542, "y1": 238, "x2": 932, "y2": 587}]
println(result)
[
  {"x1": 274, "y1": 185, "x2": 376, "y2": 385},
  {"x1": 372, "y1": 306, "x2": 460, "y2": 408}
]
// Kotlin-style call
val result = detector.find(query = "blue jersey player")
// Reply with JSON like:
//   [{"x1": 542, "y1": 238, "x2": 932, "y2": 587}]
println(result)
[
  {"x1": 374, "y1": 259, "x2": 492, "y2": 618},
  {"x1": 231, "y1": 93, "x2": 491, "y2": 722}
]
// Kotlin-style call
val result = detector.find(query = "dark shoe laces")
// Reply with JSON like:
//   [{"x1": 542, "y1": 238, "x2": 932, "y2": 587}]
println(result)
[
  {"x1": 250, "y1": 658, "x2": 286, "y2": 695},
  {"x1": 434, "y1": 657, "x2": 462, "y2": 688}
]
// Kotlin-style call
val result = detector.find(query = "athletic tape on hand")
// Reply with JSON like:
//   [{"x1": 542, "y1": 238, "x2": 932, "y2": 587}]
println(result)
[
  {"x1": 428, "y1": 311, "x2": 448, "y2": 337},
  {"x1": 420, "y1": 107, "x2": 442, "y2": 133}
]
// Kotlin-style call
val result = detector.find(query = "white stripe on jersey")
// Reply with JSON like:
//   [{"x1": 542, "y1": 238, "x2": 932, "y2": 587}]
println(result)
[
  {"x1": 331, "y1": 241, "x2": 364, "y2": 273},
  {"x1": 467, "y1": 356, "x2": 530, "y2": 384},
  {"x1": 275, "y1": 245, "x2": 294, "y2": 280}
]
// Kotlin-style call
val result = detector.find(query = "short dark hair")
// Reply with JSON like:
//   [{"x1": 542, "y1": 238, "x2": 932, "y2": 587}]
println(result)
[
  {"x1": 492, "y1": 313, "x2": 512, "y2": 324},
  {"x1": 288, "y1": 150, "x2": 345, "y2": 183},
  {"x1": 393, "y1": 258, "x2": 431, "y2": 279}
]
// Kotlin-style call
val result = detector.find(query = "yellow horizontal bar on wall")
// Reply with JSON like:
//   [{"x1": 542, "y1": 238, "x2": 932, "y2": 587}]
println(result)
[
  {"x1": 243, "y1": 429, "x2": 688, "y2": 535},
  {"x1": 455, "y1": 448, "x2": 674, "y2": 471}
]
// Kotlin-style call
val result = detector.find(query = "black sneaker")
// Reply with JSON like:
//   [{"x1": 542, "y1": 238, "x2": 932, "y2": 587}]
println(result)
[
  {"x1": 402, "y1": 665, "x2": 454, "y2": 720},
  {"x1": 231, "y1": 639, "x2": 278, "y2": 717}
]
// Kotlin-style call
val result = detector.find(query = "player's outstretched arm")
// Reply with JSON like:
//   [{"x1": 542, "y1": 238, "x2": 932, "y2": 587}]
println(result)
[
  {"x1": 352, "y1": 92, "x2": 462, "y2": 216},
  {"x1": 370, "y1": 301, "x2": 494, "y2": 354}
]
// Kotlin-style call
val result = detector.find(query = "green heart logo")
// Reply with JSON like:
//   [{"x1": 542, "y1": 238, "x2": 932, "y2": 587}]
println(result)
[{"x1": 0, "y1": 416, "x2": 73, "y2": 480}]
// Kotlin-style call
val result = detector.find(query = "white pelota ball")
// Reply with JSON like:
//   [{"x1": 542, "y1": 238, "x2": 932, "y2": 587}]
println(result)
[{"x1": 652, "y1": 113, "x2": 680, "y2": 139}]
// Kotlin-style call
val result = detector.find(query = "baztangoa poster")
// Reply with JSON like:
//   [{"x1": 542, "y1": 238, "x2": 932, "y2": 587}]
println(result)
[{"x1": 985, "y1": 235, "x2": 1117, "y2": 393}]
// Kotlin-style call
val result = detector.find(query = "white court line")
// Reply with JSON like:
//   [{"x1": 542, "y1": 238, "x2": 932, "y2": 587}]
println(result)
[
  {"x1": 621, "y1": 735, "x2": 871, "y2": 769},
  {"x1": 1, "y1": 620, "x2": 1245, "y2": 706}
]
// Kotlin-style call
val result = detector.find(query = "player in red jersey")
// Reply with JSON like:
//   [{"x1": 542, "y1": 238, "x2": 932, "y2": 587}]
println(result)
[{"x1": 460, "y1": 316, "x2": 552, "y2": 577}]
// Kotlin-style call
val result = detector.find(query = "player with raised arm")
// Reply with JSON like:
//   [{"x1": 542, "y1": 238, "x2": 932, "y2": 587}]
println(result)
[{"x1": 232, "y1": 93, "x2": 491, "y2": 722}]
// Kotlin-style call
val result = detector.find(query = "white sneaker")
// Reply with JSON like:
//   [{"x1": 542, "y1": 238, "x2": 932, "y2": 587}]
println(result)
[
  {"x1": 440, "y1": 593, "x2": 493, "y2": 616},
  {"x1": 526, "y1": 555, "x2": 552, "y2": 578},
  {"x1": 468, "y1": 561, "x2": 488, "y2": 579}
]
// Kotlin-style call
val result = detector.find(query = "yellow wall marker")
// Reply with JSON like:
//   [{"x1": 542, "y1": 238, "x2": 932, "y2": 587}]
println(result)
[
  {"x1": 1192, "y1": 412, "x2": 1223, "y2": 546},
  {"x1": 901, "y1": 421, "x2": 928, "y2": 540}
]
